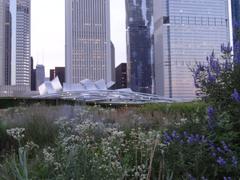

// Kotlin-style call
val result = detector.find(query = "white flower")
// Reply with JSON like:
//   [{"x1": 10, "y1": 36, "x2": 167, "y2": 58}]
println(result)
[
  {"x1": 43, "y1": 147, "x2": 55, "y2": 163},
  {"x1": 25, "y1": 141, "x2": 39, "y2": 150},
  {"x1": 6, "y1": 128, "x2": 25, "y2": 141}
]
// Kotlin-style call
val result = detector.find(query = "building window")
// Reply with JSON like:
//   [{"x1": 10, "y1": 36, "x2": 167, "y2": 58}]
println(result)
[{"x1": 163, "y1": 16, "x2": 170, "y2": 24}]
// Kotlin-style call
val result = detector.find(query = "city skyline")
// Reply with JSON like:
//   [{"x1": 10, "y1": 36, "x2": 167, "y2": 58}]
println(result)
[{"x1": 31, "y1": 0, "x2": 126, "y2": 77}]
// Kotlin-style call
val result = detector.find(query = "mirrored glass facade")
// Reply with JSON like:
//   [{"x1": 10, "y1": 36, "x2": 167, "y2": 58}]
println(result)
[
  {"x1": 231, "y1": 0, "x2": 240, "y2": 54},
  {"x1": 154, "y1": 0, "x2": 230, "y2": 98},
  {"x1": 65, "y1": 0, "x2": 112, "y2": 84},
  {"x1": 125, "y1": 0, "x2": 154, "y2": 94}
]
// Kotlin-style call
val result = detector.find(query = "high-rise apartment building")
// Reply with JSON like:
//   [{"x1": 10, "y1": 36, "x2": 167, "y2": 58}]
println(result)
[
  {"x1": 0, "y1": 0, "x2": 5, "y2": 85},
  {"x1": 65, "y1": 0, "x2": 112, "y2": 83},
  {"x1": 10, "y1": 0, "x2": 31, "y2": 87},
  {"x1": 125, "y1": 0, "x2": 154, "y2": 94},
  {"x1": 154, "y1": 0, "x2": 230, "y2": 98}
]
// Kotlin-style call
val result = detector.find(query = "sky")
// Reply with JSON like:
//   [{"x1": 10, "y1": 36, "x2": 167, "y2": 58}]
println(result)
[{"x1": 31, "y1": 0, "x2": 126, "y2": 77}]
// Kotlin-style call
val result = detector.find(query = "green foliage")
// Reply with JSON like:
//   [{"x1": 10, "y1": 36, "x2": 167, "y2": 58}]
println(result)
[
  {"x1": 0, "y1": 104, "x2": 239, "y2": 179},
  {"x1": 193, "y1": 47, "x2": 240, "y2": 152}
]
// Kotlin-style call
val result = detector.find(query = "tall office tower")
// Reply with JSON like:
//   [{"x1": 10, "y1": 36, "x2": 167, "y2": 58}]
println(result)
[
  {"x1": 0, "y1": 0, "x2": 5, "y2": 85},
  {"x1": 4, "y1": 0, "x2": 11, "y2": 85},
  {"x1": 125, "y1": 0, "x2": 154, "y2": 94},
  {"x1": 65, "y1": 0, "x2": 112, "y2": 83},
  {"x1": 10, "y1": 0, "x2": 31, "y2": 87},
  {"x1": 231, "y1": 0, "x2": 240, "y2": 56},
  {"x1": 111, "y1": 42, "x2": 115, "y2": 81},
  {"x1": 115, "y1": 63, "x2": 127, "y2": 89},
  {"x1": 30, "y1": 57, "x2": 36, "y2": 91},
  {"x1": 154, "y1": 0, "x2": 230, "y2": 98},
  {"x1": 55, "y1": 67, "x2": 65, "y2": 85},
  {"x1": 36, "y1": 64, "x2": 45, "y2": 89}
]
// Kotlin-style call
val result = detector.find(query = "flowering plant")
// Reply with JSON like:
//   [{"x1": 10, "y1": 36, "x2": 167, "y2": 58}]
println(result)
[{"x1": 192, "y1": 26, "x2": 240, "y2": 154}]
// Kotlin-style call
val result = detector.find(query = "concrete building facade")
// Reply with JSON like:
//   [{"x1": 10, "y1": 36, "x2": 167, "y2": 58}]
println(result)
[
  {"x1": 10, "y1": 0, "x2": 31, "y2": 87},
  {"x1": 65, "y1": 0, "x2": 112, "y2": 83}
]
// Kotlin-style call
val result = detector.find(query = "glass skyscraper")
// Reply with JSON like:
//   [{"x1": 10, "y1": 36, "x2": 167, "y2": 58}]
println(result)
[
  {"x1": 154, "y1": 0, "x2": 231, "y2": 98},
  {"x1": 0, "y1": 0, "x2": 5, "y2": 85},
  {"x1": 125, "y1": 0, "x2": 154, "y2": 94},
  {"x1": 0, "y1": 0, "x2": 11, "y2": 86},
  {"x1": 65, "y1": 0, "x2": 112, "y2": 84},
  {"x1": 231, "y1": 0, "x2": 240, "y2": 55}
]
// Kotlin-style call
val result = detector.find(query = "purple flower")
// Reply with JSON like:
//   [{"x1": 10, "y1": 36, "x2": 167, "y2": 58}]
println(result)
[
  {"x1": 231, "y1": 89, "x2": 240, "y2": 102},
  {"x1": 224, "y1": 60, "x2": 232, "y2": 71},
  {"x1": 221, "y1": 43, "x2": 232, "y2": 54},
  {"x1": 163, "y1": 132, "x2": 172, "y2": 144},
  {"x1": 223, "y1": 177, "x2": 232, "y2": 180},
  {"x1": 183, "y1": 131, "x2": 188, "y2": 137},
  {"x1": 201, "y1": 176, "x2": 208, "y2": 180},
  {"x1": 207, "y1": 106, "x2": 215, "y2": 129},
  {"x1": 207, "y1": 69, "x2": 216, "y2": 84},
  {"x1": 217, "y1": 147, "x2": 224, "y2": 153},
  {"x1": 211, "y1": 152, "x2": 216, "y2": 158},
  {"x1": 221, "y1": 141, "x2": 231, "y2": 153},
  {"x1": 232, "y1": 156, "x2": 238, "y2": 168},
  {"x1": 187, "y1": 135, "x2": 195, "y2": 144},
  {"x1": 193, "y1": 63, "x2": 205, "y2": 88},
  {"x1": 217, "y1": 157, "x2": 226, "y2": 166},
  {"x1": 172, "y1": 130, "x2": 177, "y2": 138}
]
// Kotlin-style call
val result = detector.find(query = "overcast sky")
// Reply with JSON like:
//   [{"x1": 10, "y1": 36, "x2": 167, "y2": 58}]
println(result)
[{"x1": 31, "y1": 0, "x2": 126, "y2": 77}]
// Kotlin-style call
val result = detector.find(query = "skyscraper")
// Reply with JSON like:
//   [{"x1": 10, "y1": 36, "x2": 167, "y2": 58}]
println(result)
[
  {"x1": 36, "y1": 64, "x2": 45, "y2": 89},
  {"x1": 111, "y1": 41, "x2": 115, "y2": 81},
  {"x1": 50, "y1": 67, "x2": 65, "y2": 85},
  {"x1": 65, "y1": 0, "x2": 112, "y2": 84},
  {"x1": 0, "y1": 0, "x2": 5, "y2": 85},
  {"x1": 154, "y1": 0, "x2": 231, "y2": 98},
  {"x1": 125, "y1": 0, "x2": 154, "y2": 94},
  {"x1": 10, "y1": 0, "x2": 31, "y2": 87},
  {"x1": 231, "y1": 0, "x2": 240, "y2": 56},
  {"x1": 4, "y1": 0, "x2": 11, "y2": 85},
  {"x1": 30, "y1": 57, "x2": 36, "y2": 91},
  {"x1": 114, "y1": 63, "x2": 127, "y2": 89}
]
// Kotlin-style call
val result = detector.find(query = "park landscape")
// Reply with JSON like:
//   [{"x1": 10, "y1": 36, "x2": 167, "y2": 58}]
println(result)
[{"x1": 0, "y1": 44, "x2": 240, "y2": 179}]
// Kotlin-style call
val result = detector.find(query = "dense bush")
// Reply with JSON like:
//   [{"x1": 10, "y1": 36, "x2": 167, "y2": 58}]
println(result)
[{"x1": 192, "y1": 43, "x2": 240, "y2": 150}]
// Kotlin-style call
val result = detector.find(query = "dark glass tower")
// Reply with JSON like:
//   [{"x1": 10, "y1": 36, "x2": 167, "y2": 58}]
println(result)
[
  {"x1": 125, "y1": 0, "x2": 154, "y2": 94},
  {"x1": 5, "y1": 0, "x2": 11, "y2": 85},
  {"x1": 232, "y1": 0, "x2": 240, "y2": 58}
]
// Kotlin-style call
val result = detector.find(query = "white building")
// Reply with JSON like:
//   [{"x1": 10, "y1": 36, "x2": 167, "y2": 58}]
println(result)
[
  {"x1": 65, "y1": 0, "x2": 112, "y2": 84},
  {"x1": 154, "y1": 0, "x2": 231, "y2": 99},
  {"x1": 10, "y1": 0, "x2": 31, "y2": 87},
  {"x1": 0, "y1": 0, "x2": 5, "y2": 85}
]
